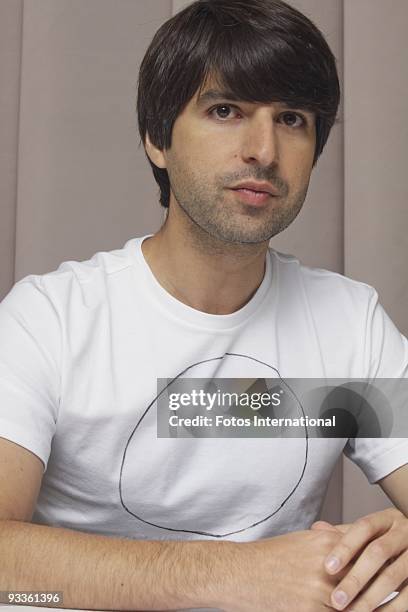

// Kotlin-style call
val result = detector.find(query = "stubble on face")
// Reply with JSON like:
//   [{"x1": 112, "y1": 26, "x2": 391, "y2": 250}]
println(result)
[{"x1": 165, "y1": 154, "x2": 311, "y2": 252}]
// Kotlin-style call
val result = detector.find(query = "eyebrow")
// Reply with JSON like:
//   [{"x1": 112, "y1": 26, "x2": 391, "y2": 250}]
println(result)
[{"x1": 196, "y1": 89, "x2": 243, "y2": 107}]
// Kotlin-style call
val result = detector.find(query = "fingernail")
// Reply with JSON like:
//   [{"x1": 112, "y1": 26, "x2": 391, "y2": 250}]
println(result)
[
  {"x1": 333, "y1": 590, "x2": 348, "y2": 607},
  {"x1": 325, "y1": 556, "x2": 340, "y2": 572}
]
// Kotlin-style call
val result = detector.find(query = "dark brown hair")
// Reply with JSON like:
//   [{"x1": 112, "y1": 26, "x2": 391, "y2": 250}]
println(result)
[{"x1": 137, "y1": 0, "x2": 341, "y2": 208}]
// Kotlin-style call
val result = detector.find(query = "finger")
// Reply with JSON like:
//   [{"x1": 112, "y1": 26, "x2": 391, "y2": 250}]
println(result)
[
  {"x1": 312, "y1": 521, "x2": 338, "y2": 531},
  {"x1": 329, "y1": 533, "x2": 407, "y2": 610},
  {"x1": 312, "y1": 521, "x2": 350, "y2": 534},
  {"x1": 347, "y1": 553, "x2": 408, "y2": 611},
  {"x1": 324, "y1": 513, "x2": 394, "y2": 575},
  {"x1": 375, "y1": 587, "x2": 405, "y2": 611},
  {"x1": 348, "y1": 585, "x2": 402, "y2": 611},
  {"x1": 334, "y1": 523, "x2": 352, "y2": 533}
]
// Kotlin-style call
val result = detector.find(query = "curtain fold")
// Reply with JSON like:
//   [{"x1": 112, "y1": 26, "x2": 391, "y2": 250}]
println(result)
[
  {"x1": 0, "y1": 0, "x2": 23, "y2": 298},
  {"x1": 342, "y1": 0, "x2": 408, "y2": 522}
]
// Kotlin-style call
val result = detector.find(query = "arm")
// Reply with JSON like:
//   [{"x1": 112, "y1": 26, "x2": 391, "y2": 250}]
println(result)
[
  {"x1": 1, "y1": 437, "x2": 347, "y2": 612},
  {"x1": 378, "y1": 462, "x2": 408, "y2": 514},
  {"x1": 1, "y1": 523, "x2": 229, "y2": 611},
  {"x1": 0, "y1": 437, "x2": 228, "y2": 611}
]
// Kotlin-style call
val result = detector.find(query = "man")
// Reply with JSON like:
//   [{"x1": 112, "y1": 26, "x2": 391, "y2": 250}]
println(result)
[{"x1": 0, "y1": 0, "x2": 407, "y2": 611}]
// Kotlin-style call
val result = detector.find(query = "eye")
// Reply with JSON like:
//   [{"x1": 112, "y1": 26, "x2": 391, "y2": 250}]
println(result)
[
  {"x1": 279, "y1": 111, "x2": 306, "y2": 128},
  {"x1": 209, "y1": 104, "x2": 241, "y2": 121}
]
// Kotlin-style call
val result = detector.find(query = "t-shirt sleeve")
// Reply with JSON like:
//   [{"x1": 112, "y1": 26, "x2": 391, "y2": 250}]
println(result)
[
  {"x1": 344, "y1": 288, "x2": 408, "y2": 483},
  {"x1": 0, "y1": 276, "x2": 61, "y2": 471}
]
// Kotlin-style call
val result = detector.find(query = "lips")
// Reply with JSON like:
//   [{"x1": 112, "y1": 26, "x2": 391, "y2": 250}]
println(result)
[
  {"x1": 230, "y1": 181, "x2": 279, "y2": 196},
  {"x1": 229, "y1": 187, "x2": 272, "y2": 207}
]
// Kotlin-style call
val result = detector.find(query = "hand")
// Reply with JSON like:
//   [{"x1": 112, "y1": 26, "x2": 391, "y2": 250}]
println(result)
[
  {"x1": 219, "y1": 529, "x2": 348, "y2": 612},
  {"x1": 311, "y1": 508, "x2": 408, "y2": 611}
]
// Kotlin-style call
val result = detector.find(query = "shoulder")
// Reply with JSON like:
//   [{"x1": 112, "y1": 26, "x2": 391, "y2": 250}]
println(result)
[
  {"x1": 2, "y1": 237, "x2": 142, "y2": 314},
  {"x1": 269, "y1": 248, "x2": 377, "y2": 315}
]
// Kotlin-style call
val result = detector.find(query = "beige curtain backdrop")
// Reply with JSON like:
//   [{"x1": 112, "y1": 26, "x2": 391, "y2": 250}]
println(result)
[{"x1": 0, "y1": 0, "x2": 407, "y2": 524}]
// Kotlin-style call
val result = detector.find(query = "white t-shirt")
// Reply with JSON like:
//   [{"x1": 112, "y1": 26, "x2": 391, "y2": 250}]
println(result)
[{"x1": 0, "y1": 235, "x2": 407, "y2": 542}]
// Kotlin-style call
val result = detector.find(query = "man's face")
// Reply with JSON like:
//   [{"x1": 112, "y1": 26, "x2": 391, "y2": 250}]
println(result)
[{"x1": 155, "y1": 80, "x2": 316, "y2": 244}]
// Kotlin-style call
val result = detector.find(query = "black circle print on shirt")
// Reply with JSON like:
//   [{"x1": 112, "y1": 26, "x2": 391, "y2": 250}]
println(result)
[{"x1": 119, "y1": 353, "x2": 308, "y2": 538}]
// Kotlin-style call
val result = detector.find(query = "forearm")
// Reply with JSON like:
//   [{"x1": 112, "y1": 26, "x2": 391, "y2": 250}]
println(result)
[{"x1": 0, "y1": 520, "x2": 235, "y2": 610}]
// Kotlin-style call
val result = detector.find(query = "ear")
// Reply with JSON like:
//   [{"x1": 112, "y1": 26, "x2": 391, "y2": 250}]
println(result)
[{"x1": 144, "y1": 132, "x2": 167, "y2": 169}]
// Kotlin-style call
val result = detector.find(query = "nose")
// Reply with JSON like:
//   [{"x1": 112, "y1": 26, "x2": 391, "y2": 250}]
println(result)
[{"x1": 240, "y1": 111, "x2": 279, "y2": 167}]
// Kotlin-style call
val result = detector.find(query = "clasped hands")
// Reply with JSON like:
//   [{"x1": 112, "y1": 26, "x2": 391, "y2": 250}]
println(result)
[{"x1": 312, "y1": 507, "x2": 408, "y2": 611}]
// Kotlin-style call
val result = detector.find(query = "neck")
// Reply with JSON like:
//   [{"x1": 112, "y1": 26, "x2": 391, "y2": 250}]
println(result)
[{"x1": 142, "y1": 205, "x2": 269, "y2": 315}]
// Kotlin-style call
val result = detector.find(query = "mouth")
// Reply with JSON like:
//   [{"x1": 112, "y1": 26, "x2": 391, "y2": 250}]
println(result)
[
  {"x1": 228, "y1": 179, "x2": 281, "y2": 207},
  {"x1": 228, "y1": 187, "x2": 276, "y2": 207},
  {"x1": 230, "y1": 180, "x2": 280, "y2": 196}
]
